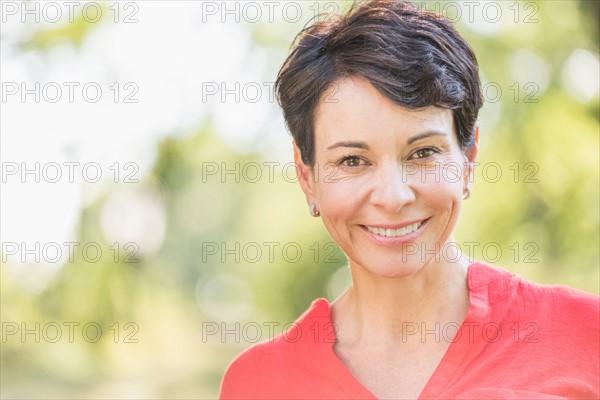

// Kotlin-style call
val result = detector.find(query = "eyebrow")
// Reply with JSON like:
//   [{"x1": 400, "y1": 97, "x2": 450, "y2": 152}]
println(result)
[
  {"x1": 327, "y1": 131, "x2": 447, "y2": 150},
  {"x1": 406, "y1": 131, "x2": 447, "y2": 144},
  {"x1": 327, "y1": 141, "x2": 370, "y2": 150}
]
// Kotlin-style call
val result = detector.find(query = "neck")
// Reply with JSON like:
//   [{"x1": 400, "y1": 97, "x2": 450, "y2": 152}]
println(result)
[{"x1": 331, "y1": 250, "x2": 471, "y2": 347}]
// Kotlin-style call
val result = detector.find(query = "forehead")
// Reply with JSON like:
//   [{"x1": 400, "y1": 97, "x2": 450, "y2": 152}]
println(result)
[{"x1": 314, "y1": 77, "x2": 456, "y2": 144}]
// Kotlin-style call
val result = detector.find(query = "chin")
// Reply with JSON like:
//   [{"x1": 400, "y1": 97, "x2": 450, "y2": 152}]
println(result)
[{"x1": 360, "y1": 258, "x2": 426, "y2": 279}]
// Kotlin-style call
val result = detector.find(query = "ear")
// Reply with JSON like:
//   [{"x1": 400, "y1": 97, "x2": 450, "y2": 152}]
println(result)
[
  {"x1": 463, "y1": 124, "x2": 479, "y2": 185},
  {"x1": 293, "y1": 142, "x2": 317, "y2": 206}
]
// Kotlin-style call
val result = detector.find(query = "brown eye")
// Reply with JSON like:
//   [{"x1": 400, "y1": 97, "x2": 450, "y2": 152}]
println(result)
[
  {"x1": 339, "y1": 156, "x2": 364, "y2": 167},
  {"x1": 413, "y1": 148, "x2": 437, "y2": 159}
]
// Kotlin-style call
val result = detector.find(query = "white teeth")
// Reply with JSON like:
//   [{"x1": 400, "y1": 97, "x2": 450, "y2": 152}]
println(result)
[{"x1": 366, "y1": 221, "x2": 423, "y2": 238}]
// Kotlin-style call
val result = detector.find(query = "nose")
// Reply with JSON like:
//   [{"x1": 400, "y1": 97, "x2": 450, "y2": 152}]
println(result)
[{"x1": 370, "y1": 162, "x2": 416, "y2": 212}]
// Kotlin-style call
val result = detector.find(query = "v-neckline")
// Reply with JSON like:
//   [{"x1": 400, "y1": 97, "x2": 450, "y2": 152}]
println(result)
[{"x1": 315, "y1": 261, "x2": 490, "y2": 399}]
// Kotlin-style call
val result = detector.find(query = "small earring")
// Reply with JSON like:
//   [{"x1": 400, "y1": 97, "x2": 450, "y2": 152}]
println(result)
[
  {"x1": 309, "y1": 204, "x2": 320, "y2": 217},
  {"x1": 463, "y1": 185, "x2": 471, "y2": 200}
]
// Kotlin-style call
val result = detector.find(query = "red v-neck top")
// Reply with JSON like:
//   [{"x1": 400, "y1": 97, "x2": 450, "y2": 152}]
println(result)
[{"x1": 219, "y1": 261, "x2": 599, "y2": 399}]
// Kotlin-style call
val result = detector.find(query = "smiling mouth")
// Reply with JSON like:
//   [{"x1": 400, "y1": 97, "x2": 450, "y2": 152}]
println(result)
[{"x1": 365, "y1": 221, "x2": 424, "y2": 238}]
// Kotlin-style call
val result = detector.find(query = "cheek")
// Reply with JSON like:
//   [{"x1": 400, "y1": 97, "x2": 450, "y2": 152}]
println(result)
[
  {"x1": 316, "y1": 181, "x2": 358, "y2": 215},
  {"x1": 416, "y1": 168, "x2": 464, "y2": 207},
  {"x1": 314, "y1": 175, "x2": 371, "y2": 217}
]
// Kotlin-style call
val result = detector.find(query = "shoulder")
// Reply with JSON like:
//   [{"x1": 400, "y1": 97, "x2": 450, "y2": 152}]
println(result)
[
  {"x1": 219, "y1": 298, "x2": 333, "y2": 399},
  {"x1": 471, "y1": 260, "x2": 599, "y2": 336},
  {"x1": 517, "y1": 273, "x2": 599, "y2": 316},
  {"x1": 470, "y1": 260, "x2": 599, "y2": 309},
  {"x1": 219, "y1": 339, "x2": 286, "y2": 399},
  {"x1": 514, "y1": 270, "x2": 599, "y2": 341},
  {"x1": 468, "y1": 261, "x2": 599, "y2": 394}
]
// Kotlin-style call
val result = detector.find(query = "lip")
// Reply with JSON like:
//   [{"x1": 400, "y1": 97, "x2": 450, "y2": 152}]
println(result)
[
  {"x1": 360, "y1": 218, "x2": 429, "y2": 245},
  {"x1": 362, "y1": 219, "x2": 426, "y2": 230}
]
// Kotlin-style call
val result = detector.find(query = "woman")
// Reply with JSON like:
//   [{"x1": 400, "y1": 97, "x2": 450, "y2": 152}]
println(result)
[{"x1": 220, "y1": 0, "x2": 599, "y2": 398}]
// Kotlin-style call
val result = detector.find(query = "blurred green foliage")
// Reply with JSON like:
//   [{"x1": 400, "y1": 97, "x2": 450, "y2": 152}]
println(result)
[{"x1": 1, "y1": 1, "x2": 598, "y2": 398}]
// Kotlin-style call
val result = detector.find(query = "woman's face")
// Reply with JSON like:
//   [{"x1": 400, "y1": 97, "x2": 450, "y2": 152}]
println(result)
[{"x1": 295, "y1": 77, "x2": 478, "y2": 278}]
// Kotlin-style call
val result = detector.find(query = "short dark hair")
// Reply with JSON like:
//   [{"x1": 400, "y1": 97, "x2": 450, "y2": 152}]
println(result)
[{"x1": 275, "y1": 0, "x2": 483, "y2": 166}]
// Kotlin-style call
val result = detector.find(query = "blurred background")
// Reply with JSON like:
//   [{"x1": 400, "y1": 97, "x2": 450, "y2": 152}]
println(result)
[{"x1": 1, "y1": 0, "x2": 598, "y2": 398}]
